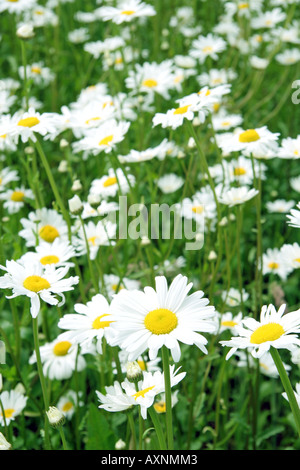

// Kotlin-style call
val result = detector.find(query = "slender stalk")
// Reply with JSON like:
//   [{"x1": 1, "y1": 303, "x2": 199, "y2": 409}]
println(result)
[
  {"x1": 32, "y1": 316, "x2": 51, "y2": 450},
  {"x1": 270, "y1": 347, "x2": 300, "y2": 438},
  {"x1": 58, "y1": 426, "x2": 68, "y2": 450},
  {"x1": 148, "y1": 407, "x2": 167, "y2": 450},
  {"x1": 162, "y1": 346, "x2": 173, "y2": 450}
]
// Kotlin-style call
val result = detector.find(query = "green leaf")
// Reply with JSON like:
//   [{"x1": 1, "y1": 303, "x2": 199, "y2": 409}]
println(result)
[{"x1": 85, "y1": 403, "x2": 116, "y2": 450}]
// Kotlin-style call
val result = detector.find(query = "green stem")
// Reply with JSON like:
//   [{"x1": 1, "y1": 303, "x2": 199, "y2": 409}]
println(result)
[
  {"x1": 59, "y1": 426, "x2": 68, "y2": 450},
  {"x1": 32, "y1": 317, "x2": 51, "y2": 450},
  {"x1": 270, "y1": 347, "x2": 300, "y2": 438},
  {"x1": 148, "y1": 407, "x2": 167, "y2": 450},
  {"x1": 162, "y1": 346, "x2": 173, "y2": 450}
]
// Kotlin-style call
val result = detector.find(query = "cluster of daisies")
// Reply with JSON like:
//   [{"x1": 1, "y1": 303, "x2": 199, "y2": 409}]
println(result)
[{"x1": 0, "y1": 0, "x2": 300, "y2": 450}]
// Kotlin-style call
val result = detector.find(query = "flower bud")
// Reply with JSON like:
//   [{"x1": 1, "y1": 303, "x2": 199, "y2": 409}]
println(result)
[
  {"x1": 126, "y1": 361, "x2": 143, "y2": 383},
  {"x1": 46, "y1": 406, "x2": 65, "y2": 428},
  {"x1": 68, "y1": 195, "x2": 83, "y2": 215}
]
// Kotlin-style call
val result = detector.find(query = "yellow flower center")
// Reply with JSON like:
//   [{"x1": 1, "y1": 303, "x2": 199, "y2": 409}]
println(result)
[
  {"x1": 238, "y1": 2, "x2": 249, "y2": 8},
  {"x1": 137, "y1": 359, "x2": 146, "y2": 371},
  {"x1": 173, "y1": 104, "x2": 190, "y2": 115},
  {"x1": 133, "y1": 385, "x2": 155, "y2": 400},
  {"x1": 85, "y1": 116, "x2": 101, "y2": 125},
  {"x1": 154, "y1": 401, "x2": 166, "y2": 413},
  {"x1": 112, "y1": 283, "x2": 124, "y2": 292},
  {"x1": 294, "y1": 150, "x2": 299, "y2": 156},
  {"x1": 221, "y1": 320, "x2": 238, "y2": 327},
  {"x1": 202, "y1": 46, "x2": 213, "y2": 53},
  {"x1": 31, "y1": 66, "x2": 41, "y2": 74},
  {"x1": 0, "y1": 134, "x2": 6, "y2": 139},
  {"x1": 239, "y1": 129, "x2": 260, "y2": 143},
  {"x1": 17, "y1": 117, "x2": 40, "y2": 128},
  {"x1": 39, "y1": 225, "x2": 60, "y2": 243},
  {"x1": 142, "y1": 79, "x2": 158, "y2": 88},
  {"x1": 23, "y1": 275, "x2": 51, "y2": 292},
  {"x1": 221, "y1": 121, "x2": 231, "y2": 127},
  {"x1": 250, "y1": 323, "x2": 285, "y2": 344},
  {"x1": 103, "y1": 176, "x2": 117, "y2": 187},
  {"x1": 10, "y1": 190, "x2": 25, "y2": 202},
  {"x1": 144, "y1": 308, "x2": 178, "y2": 335},
  {"x1": 88, "y1": 236, "x2": 98, "y2": 246},
  {"x1": 2, "y1": 408, "x2": 15, "y2": 418},
  {"x1": 121, "y1": 10, "x2": 136, "y2": 15},
  {"x1": 268, "y1": 262, "x2": 279, "y2": 270},
  {"x1": 62, "y1": 401, "x2": 73, "y2": 412},
  {"x1": 40, "y1": 255, "x2": 60, "y2": 265},
  {"x1": 294, "y1": 258, "x2": 300, "y2": 263},
  {"x1": 192, "y1": 205, "x2": 204, "y2": 214},
  {"x1": 53, "y1": 341, "x2": 72, "y2": 356},
  {"x1": 99, "y1": 135, "x2": 113, "y2": 146},
  {"x1": 92, "y1": 314, "x2": 113, "y2": 329},
  {"x1": 233, "y1": 167, "x2": 247, "y2": 176}
]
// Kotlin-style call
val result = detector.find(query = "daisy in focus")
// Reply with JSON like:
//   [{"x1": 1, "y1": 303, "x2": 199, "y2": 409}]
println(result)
[
  {"x1": 0, "y1": 259, "x2": 79, "y2": 318},
  {"x1": 57, "y1": 293, "x2": 115, "y2": 354},
  {"x1": 220, "y1": 303, "x2": 300, "y2": 360},
  {"x1": 217, "y1": 126, "x2": 279, "y2": 156},
  {"x1": 19, "y1": 207, "x2": 69, "y2": 247},
  {"x1": 109, "y1": 274, "x2": 217, "y2": 362}
]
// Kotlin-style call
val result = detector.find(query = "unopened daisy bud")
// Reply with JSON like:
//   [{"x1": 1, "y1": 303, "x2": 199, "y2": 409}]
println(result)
[
  {"x1": 58, "y1": 160, "x2": 68, "y2": 173},
  {"x1": 46, "y1": 406, "x2": 65, "y2": 428},
  {"x1": 68, "y1": 194, "x2": 83, "y2": 215},
  {"x1": 17, "y1": 24, "x2": 35, "y2": 40},
  {"x1": 219, "y1": 216, "x2": 228, "y2": 226},
  {"x1": 71, "y1": 179, "x2": 82, "y2": 192},
  {"x1": 161, "y1": 41, "x2": 169, "y2": 50},
  {"x1": 188, "y1": 137, "x2": 196, "y2": 149},
  {"x1": 59, "y1": 139, "x2": 69, "y2": 149},
  {"x1": 88, "y1": 193, "x2": 101, "y2": 208},
  {"x1": 141, "y1": 235, "x2": 150, "y2": 246},
  {"x1": 0, "y1": 432, "x2": 11, "y2": 450},
  {"x1": 24, "y1": 146, "x2": 34, "y2": 155},
  {"x1": 115, "y1": 438, "x2": 126, "y2": 450},
  {"x1": 126, "y1": 361, "x2": 143, "y2": 383},
  {"x1": 177, "y1": 150, "x2": 185, "y2": 159},
  {"x1": 192, "y1": 116, "x2": 201, "y2": 127},
  {"x1": 208, "y1": 250, "x2": 217, "y2": 261}
]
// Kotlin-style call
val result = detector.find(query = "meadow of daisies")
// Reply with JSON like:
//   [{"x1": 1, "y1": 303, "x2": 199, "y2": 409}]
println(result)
[{"x1": 0, "y1": 0, "x2": 300, "y2": 452}]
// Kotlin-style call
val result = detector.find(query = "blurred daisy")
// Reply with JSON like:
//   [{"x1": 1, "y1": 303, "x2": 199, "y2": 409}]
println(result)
[
  {"x1": 103, "y1": 273, "x2": 141, "y2": 298},
  {"x1": 0, "y1": 0, "x2": 36, "y2": 13},
  {"x1": 57, "y1": 390, "x2": 84, "y2": 420},
  {"x1": 0, "y1": 390, "x2": 27, "y2": 426},
  {"x1": 218, "y1": 311, "x2": 243, "y2": 335},
  {"x1": 72, "y1": 119, "x2": 130, "y2": 156},
  {"x1": 220, "y1": 303, "x2": 300, "y2": 359},
  {"x1": 237, "y1": 350, "x2": 291, "y2": 378},
  {"x1": 280, "y1": 243, "x2": 300, "y2": 271},
  {"x1": 156, "y1": 174, "x2": 184, "y2": 194},
  {"x1": 29, "y1": 333, "x2": 86, "y2": 380},
  {"x1": 73, "y1": 220, "x2": 117, "y2": 260},
  {"x1": 217, "y1": 126, "x2": 279, "y2": 156},
  {"x1": 218, "y1": 186, "x2": 259, "y2": 207},
  {"x1": 262, "y1": 247, "x2": 293, "y2": 280},
  {"x1": 0, "y1": 260, "x2": 79, "y2": 318},
  {"x1": 0, "y1": 186, "x2": 34, "y2": 214},
  {"x1": 19, "y1": 207, "x2": 69, "y2": 247},
  {"x1": 109, "y1": 274, "x2": 216, "y2": 362},
  {"x1": 266, "y1": 199, "x2": 295, "y2": 213},
  {"x1": 58, "y1": 294, "x2": 115, "y2": 354},
  {"x1": 251, "y1": 8, "x2": 286, "y2": 29},
  {"x1": 89, "y1": 168, "x2": 135, "y2": 199},
  {"x1": 10, "y1": 108, "x2": 58, "y2": 143},
  {"x1": 190, "y1": 34, "x2": 227, "y2": 64},
  {"x1": 221, "y1": 287, "x2": 249, "y2": 307},
  {"x1": 18, "y1": 62, "x2": 55, "y2": 87},
  {"x1": 0, "y1": 167, "x2": 19, "y2": 192},
  {"x1": 278, "y1": 136, "x2": 300, "y2": 159},
  {"x1": 286, "y1": 202, "x2": 300, "y2": 228},
  {"x1": 125, "y1": 60, "x2": 175, "y2": 100},
  {"x1": 96, "y1": 0, "x2": 156, "y2": 24},
  {"x1": 276, "y1": 48, "x2": 300, "y2": 66}
]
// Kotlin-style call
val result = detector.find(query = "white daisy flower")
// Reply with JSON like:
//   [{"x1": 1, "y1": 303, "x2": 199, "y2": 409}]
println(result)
[
  {"x1": 10, "y1": 108, "x2": 59, "y2": 143},
  {"x1": 20, "y1": 238, "x2": 76, "y2": 269},
  {"x1": 190, "y1": 33, "x2": 227, "y2": 64},
  {"x1": 286, "y1": 202, "x2": 300, "y2": 228},
  {"x1": 221, "y1": 287, "x2": 249, "y2": 307},
  {"x1": 83, "y1": 37, "x2": 125, "y2": 59},
  {"x1": 18, "y1": 62, "x2": 55, "y2": 87},
  {"x1": 29, "y1": 333, "x2": 86, "y2": 380},
  {"x1": 96, "y1": 381, "x2": 136, "y2": 413},
  {"x1": 156, "y1": 173, "x2": 184, "y2": 194},
  {"x1": 96, "y1": 0, "x2": 156, "y2": 24},
  {"x1": 236, "y1": 350, "x2": 291, "y2": 378},
  {"x1": 109, "y1": 274, "x2": 216, "y2": 362},
  {"x1": 218, "y1": 186, "x2": 259, "y2": 207},
  {"x1": 218, "y1": 311, "x2": 243, "y2": 335},
  {"x1": 0, "y1": 186, "x2": 34, "y2": 214},
  {"x1": 280, "y1": 243, "x2": 300, "y2": 271},
  {"x1": 262, "y1": 247, "x2": 292, "y2": 280},
  {"x1": 217, "y1": 126, "x2": 279, "y2": 156},
  {"x1": 0, "y1": 390, "x2": 27, "y2": 426},
  {"x1": 278, "y1": 136, "x2": 300, "y2": 159},
  {"x1": 125, "y1": 60, "x2": 175, "y2": 100},
  {"x1": 57, "y1": 294, "x2": 115, "y2": 354},
  {"x1": 251, "y1": 7, "x2": 286, "y2": 29},
  {"x1": 266, "y1": 199, "x2": 295, "y2": 213},
  {"x1": 73, "y1": 220, "x2": 117, "y2": 260},
  {"x1": 19, "y1": 207, "x2": 69, "y2": 247},
  {"x1": 121, "y1": 366, "x2": 186, "y2": 419},
  {"x1": 0, "y1": 259, "x2": 79, "y2": 318},
  {"x1": 0, "y1": 0, "x2": 36, "y2": 14},
  {"x1": 220, "y1": 303, "x2": 300, "y2": 359},
  {"x1": 56, "y1": 390, "x2": 84, "y2": 420},
  {"x1": 89, "y1": 168, "x2": 135, "y2": 199},
  {"x1": 103, "y1": 273, "x2": 141, "y2": 299},
  {"x1": 0, "y1": 167, "x2": 19, "y2": 192},
  {"x1": 276, "y1": 48, "x2": 300, "y2": 65},
  {"x1": 72, "y1": 119, "x2": 130, "y2": 156}
]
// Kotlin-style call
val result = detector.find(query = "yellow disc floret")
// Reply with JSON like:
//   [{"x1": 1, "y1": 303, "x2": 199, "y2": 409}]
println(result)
[
  {"x1": 250, "y1": 323, "x2": 285, "y2": 344},
  {"x1": 144, "y1": 308, "x2": 178, "y2": 335},
  {"x1": 23, "y1": 275, "x2": 51, "y2": 292}
]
